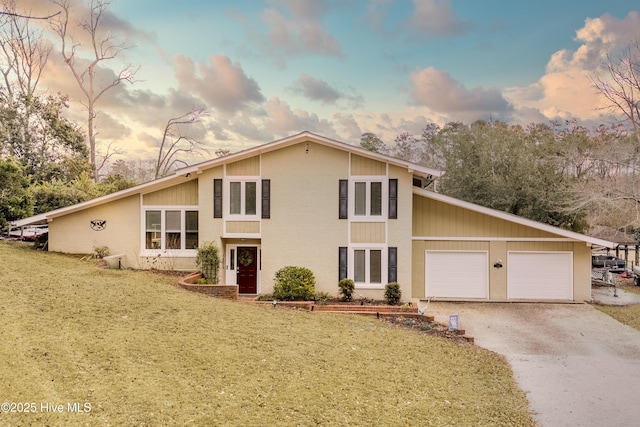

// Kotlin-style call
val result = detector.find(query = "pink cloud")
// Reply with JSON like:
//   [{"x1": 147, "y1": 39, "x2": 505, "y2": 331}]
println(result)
[
  {"x1": 410, "y1": 67, "x2": 512, "y2": 117},
  {"x1": 174, "y1": 54, "x2": 264, "y2": 115}
]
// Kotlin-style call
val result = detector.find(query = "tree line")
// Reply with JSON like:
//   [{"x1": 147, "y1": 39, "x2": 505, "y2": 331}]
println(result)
[{"x1": 361, "y1": 119, "x2": 640, "y2": 237}]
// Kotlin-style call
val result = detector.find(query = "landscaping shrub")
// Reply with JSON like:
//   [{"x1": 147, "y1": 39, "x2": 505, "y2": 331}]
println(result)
[
  {"x1": 384, "y1": 282, "x2": 402, "y2": 305},
  {"x1": 196, "y1": 242, "x2": 220, "y2": 284},
  {"x1": 273, "y1": 266, "x2": 316, "y2": 301},
  {"x1": 94, "y1": 246, "x2": 110, "y2": 259},
  {"x1": 338, "y1": 278, "x2": 355, "y2": 301},
  {"x1": 314, "y1": 291, "x2": 332, "y2": 305}
]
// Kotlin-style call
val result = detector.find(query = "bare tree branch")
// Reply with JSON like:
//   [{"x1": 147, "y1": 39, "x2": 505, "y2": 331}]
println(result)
[
  {"x1": 155, "y1": 107, "x2": 210, "y2": 178},
  {"x1": 0, "y1": 10, "x2": 60, "y2": 20}
]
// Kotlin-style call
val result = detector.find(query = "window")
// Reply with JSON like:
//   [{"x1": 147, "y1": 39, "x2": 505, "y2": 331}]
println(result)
[
  {"x1": 144, "y1": 208, "x2": 198, "y2": 252},
  {"x1": 228, "y1": 180, "x2": 259, "y2": 217},
  {"x1": 353, "y1": 248, "x2": 384, "y2": 286},
  {"x1": 353, "y1": 180, "x2": 384, "y2": 217},
  {"x1": 145, "y1": 210, "x2": 161, "y2": 249}
]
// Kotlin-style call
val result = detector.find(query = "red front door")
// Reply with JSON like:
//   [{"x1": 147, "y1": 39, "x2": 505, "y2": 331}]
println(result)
[{"x1": 237, "y1": 246, "x2": 258, "y2": 294}]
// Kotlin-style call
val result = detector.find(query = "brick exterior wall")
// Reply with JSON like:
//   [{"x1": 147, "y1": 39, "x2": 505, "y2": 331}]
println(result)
[{"x1": 177, "y1": 272, "x2": 239, "y2": 300}]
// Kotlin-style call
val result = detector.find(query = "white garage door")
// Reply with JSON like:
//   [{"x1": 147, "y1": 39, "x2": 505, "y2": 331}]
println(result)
[
  {"x1": 425, "y1": 251, "x2": 488, "y2": 299},
  {"x1": 507, "y1": 252, "x2": 573, "y2": 300}
]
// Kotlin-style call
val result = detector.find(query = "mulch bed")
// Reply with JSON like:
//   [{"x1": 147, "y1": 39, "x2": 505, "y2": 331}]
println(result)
[{"x1": 381, "y1": 315, "x2": 473, "y2": 344}]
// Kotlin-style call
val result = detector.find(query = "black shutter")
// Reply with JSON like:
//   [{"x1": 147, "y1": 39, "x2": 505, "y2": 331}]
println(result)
[
  {"x1": 214, "y1": 179, "x2": 223, "y2": 218},
  {"x1": 389, "y1": 178, "x2": 398, "y2": 219},
  {"x1": 339, "y1": 247, "x2": 348, "y2": 280},
  {"x1": 262, "y1": 179, "x2": 271, "y2": 219},
  {"x1": 339, "y1": 179, "x2": 348, "y2": 219},
  {"x1": 388, "y1": 247, "x2": 397, "y2": 283}
]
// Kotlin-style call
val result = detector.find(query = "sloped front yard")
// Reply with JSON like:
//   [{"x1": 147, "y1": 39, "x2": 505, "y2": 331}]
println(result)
[{"x1": 0, "y1": 242, "x2": 533, "y2": 426}]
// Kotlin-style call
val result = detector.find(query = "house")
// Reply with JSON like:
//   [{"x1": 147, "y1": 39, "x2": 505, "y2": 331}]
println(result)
[{"x1": 15, "y1": 131, "x2": 614, "y2": 302}]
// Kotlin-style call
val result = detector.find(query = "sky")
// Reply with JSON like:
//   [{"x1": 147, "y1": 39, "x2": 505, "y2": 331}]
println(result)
[{"x1": 16, "y1": 0, "x2": 640, "y2": 163}]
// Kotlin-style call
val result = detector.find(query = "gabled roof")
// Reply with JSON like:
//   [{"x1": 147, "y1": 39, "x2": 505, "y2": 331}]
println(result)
[
  {"x1": 413, "y1": 187, "x2": 616, "y2": 248},
  {"x1": 180, "y1": 131, "x2": 441, "y2": 179},
  {"x1": 14, "y1": 131, "x2": 441, "y2": 227}
]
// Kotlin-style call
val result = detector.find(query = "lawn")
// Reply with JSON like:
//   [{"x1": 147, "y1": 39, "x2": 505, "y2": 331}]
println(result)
[
  {"x1": 596, "y1": 282, "x2": 640, "y2": 331},
  {"x1": 0, "y1": 241, "x2": 533, "y2": 426}
]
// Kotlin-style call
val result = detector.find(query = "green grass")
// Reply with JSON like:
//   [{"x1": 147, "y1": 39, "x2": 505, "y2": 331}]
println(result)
[{"x1": 0, "y1": 241, "x2": 534, "y2": 426}]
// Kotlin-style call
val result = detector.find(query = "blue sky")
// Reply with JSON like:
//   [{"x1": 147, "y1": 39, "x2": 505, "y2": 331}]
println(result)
[{"x1": 24, "y1": 0, "x2": 640, "y2": 160}]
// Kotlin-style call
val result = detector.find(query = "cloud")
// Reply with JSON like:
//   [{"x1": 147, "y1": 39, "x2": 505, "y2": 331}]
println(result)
[
  {"x1": 290, "y1": 73, "x2": 342, "y2": 104},
  {"x1": 289, "y1": 73, "x2": 363, "y2": 107},
  {"x1": 261, "y1": 0, "x2": 343, "y2": 58},
  {"x1": 506, "y1": 11, "x2": 640, "y2": 123},
  {"x1": 333, "y1": 113, "x2": 362, "y2": 141},
  {"x1": 262, "y1": 96, "x2": 337, "y2": 137},
  {"x1": 407, "y1": 0, "x2": 472, "y2": 38},
  {"x1": 410, "y1": 67, "x2": 513, "y2": 120},
  {"x1": 173, "y1": 54, "x2": 265, "y2": 115}
]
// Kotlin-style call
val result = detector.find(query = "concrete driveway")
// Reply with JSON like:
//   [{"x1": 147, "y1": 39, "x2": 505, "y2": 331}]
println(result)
[{"x1": 427, "y1": 299, "x2": 640, "y2": 427}]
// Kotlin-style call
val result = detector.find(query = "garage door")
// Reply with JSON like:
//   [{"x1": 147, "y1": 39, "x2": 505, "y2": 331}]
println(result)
[
  {"x1": 425, "y1": 251, "x2": 488, "y2": 299},
  {"x1": 507, "y1": 252, "x2": 573, "y2": 300}
]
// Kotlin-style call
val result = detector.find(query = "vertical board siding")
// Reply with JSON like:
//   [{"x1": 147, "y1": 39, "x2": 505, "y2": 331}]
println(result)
[
  {"x1": 350, "y1": 154, "x2": 386, "y2": 175},
  {"x1": 351, "y1": 222, "x2": 386, "y2": 243},
  {"x1": 143, "y1": 181, "x2": 198, "y2": 205},
  {"x1": 507, "y1": 241, "x2": 573, "y2": 251},
  {"x1": 412, "y1": 194, "x2": 556, "y2": 238},
  {"x1": 226, "y1": 156, "x2": 260, "y2": 176},
  {"x1": 226, "y1": 221, "x2": 260, "y2": 234}
]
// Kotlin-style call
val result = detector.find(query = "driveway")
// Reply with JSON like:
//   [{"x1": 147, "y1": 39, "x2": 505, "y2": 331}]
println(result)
[{"x1": 427, "y1": 299, "x2": 640, "y2": 427}]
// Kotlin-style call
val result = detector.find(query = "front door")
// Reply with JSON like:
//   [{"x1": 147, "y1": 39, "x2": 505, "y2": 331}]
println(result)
[{"x1": 237, "y1": 246, "x2": 258, "y2": 294}]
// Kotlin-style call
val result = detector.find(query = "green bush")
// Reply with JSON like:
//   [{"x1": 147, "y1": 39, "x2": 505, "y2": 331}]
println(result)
[
  {"x1": 273, "y1": 266, "x2": 316, "y2": 301},
  {"x1": 338, "y1": 278, "x2": 355, "y2": 302},
  {"x1": 314, "y1": 291, "x2": 332, "y2": 305},
  {"x1": 384, "y1": 282, "x2": 402, "y2": 305},
  {"x1": 196, "y1": 242, "x2": 220, "y2": 284}
]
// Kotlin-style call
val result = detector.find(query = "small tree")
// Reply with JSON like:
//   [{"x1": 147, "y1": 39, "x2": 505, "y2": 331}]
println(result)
[
  {"x1": 384, "y1": 282, "x2": 402, "y2": 305},
  {"x1": 338, "y1": 278, "x2": 355, "y2": 302},
  {"x1": 273, "y1": 266, "x2": 316, "y2": 301},
  {"x1": 196, "y1": 242, "x2": 220, "y2": 284}
]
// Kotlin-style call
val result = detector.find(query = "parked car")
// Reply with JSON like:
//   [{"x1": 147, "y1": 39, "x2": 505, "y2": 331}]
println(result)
[
  {"x1": 591, "y1": 255, "x2": 626, "y2": 269},
  {"x1": 3, "y1": 225, "x2": 48, "y2": 241}
]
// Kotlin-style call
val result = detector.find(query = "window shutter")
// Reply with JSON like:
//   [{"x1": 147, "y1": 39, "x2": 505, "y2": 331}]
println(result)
[
  {"x1": 262, "y1": 179, "x2": 271, "y2": 219},
  {"x1": 388, "y1": 247, "x2": 397, "y2": 283},
  {"x1": 339, "y1": 180, "x2": 348, "y2": 219},
  {"x1": 389, "y1": 178, "x2": 398, "y2": 219},
  {"x1": 339, "y1": 247, "x2": 348, "y2": 280},
  {"x1": 213, "y1": 179, "x2": 223, "y2": 218}
]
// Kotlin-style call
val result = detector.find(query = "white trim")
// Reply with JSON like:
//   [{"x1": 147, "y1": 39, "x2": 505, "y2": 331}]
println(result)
[
  {"x1": 225, "y1": 176, "x2": 261, "y2": 219},
  {"x1": 350, "y1": 178, "x2": 388, "y2": 220},
  {"x1": 225, "y1": 244, "x2": 261, "y2": 294},
  {"x1": 412, "y1": 236, "x2": 578, "y2": 242},
  {"x1": 349, "y1": 244, "x2": 387, "y2": 289},
  {"x1": 140, "y1": 205, "x2": 199, "y2": 257},
  {"x1": 187, "y1": 131, "x2": 441, "y2": 180},
  {"x1": 412, "y1": 187, "x2": 615, "y2": 248}
]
